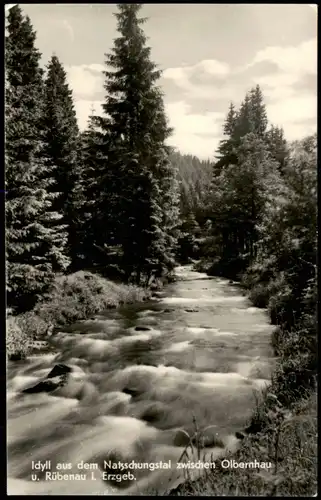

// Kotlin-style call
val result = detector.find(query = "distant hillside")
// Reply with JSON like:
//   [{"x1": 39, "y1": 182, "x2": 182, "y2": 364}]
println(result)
[{"x1": 170, "y1": 151, "x2": 212, "y2": 220}]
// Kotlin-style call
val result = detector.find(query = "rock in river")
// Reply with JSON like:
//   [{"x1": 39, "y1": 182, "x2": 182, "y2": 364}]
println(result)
[
  {"x1": 22, "y1": 364, "x2": 72, "y2": 394},
  {"x1": 134, "y1": 326, "x2": 151, "y2": 332}
]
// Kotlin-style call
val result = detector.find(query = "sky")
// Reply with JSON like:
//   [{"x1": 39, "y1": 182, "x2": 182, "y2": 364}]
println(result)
[{"x1": 6, "y1": 3, "x2": 317, "y2": 159}]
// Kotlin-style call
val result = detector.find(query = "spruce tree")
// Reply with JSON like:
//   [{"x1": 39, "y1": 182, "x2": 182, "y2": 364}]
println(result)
[
  {"x1": 214, "y1": 102, "x2": 239, "y2": 175},
  {"x1": 266, "y1": 125, "x2": 289, "y2": 174},
  {"x1": 248, "y1": 84, "x2": 268, "y2": 137},
  {"x1": 5, "y1": 6, "x2": 68, "y2": 312},
  {"x1": 207, "y1": 87, "x2": 280, "y2": 274},
  {"x1": 42, "y1": 54, "x2": 81, "y2": 269},
  {"x1": 213, "y1": 85, "x2": 268, "y2": 175},
  {"x1": 77, "y1": 115, "x2": 115, "y2": 272},
  {"x1": 91, "y1": 3, "x2": 179, "y2": 284},
  {"x1": 234, "y1": 92, "x2": 254, "y2": 138},
  {"x1": 223, "y1": 102, "x2": 237, "y2": 137}
]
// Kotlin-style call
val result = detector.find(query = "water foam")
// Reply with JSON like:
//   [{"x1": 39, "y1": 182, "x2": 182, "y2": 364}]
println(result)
[{"x1": 7, "y1": 264, "x2": 274, "y2": 495}]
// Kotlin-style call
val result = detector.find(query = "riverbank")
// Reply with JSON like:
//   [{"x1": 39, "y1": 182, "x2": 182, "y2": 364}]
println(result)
[
  {"x1": 169, "y1": 261, "x2": 317, "y2": 496},
  {"x1": 7, "y1": 270, "x2": 152, "y2": 361},
  {"x1": 8, "y1": 265, "x2": 277, "y2": 496}
]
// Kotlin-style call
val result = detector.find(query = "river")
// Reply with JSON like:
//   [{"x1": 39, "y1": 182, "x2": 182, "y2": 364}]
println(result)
[{"x1": 7, "y1": 265, "x2": 275, "y2": 495}]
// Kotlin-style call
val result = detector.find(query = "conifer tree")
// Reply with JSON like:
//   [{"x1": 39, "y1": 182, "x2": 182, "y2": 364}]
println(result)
[
  {"x1": 214, "y1": 85, "x2": 268, "y2": 174},
  {"x1": 234, "y1": 92, "x2": 254, "y2": 138},
  {"x1": 214, "y1": 102, "x2": 238, "y2": 175},
  {"x1": 248, "y1": 84, "x2": 268, "y2": 137},
  {"x1": 5, "y1": 6, "x2": 68, "y2": 312},
  {"x1": 223, "y1": 102, "x2": 237, "y2": 137},
  {"x1": 77, "y1": 114, "x2": 114, "y2": 272},
  {"x1": 207, "y1": 87, "x2": 281, "y2": 274},
  {"x1": 90, "y1": 3, "x2": 179, "y2": 284},
  {"x1": 266, "y1": 125, "x2": 289, "y2": 174},
  {"x1": 255, "y1": 134, "x2": 316, "y2": 326},
  {"x1": 42, "y1": 54, "x2": 81, "y2": 269}
]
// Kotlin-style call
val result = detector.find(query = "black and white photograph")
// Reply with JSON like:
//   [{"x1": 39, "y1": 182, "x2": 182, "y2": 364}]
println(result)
[{"x1": 6, "y1": 3, "x2": 317, "y2": 496}]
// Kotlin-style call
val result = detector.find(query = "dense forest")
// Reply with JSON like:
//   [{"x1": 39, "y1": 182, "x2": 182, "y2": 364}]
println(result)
[{"x1": 6, "y1": 3, "x2": 317, "y2": 496}]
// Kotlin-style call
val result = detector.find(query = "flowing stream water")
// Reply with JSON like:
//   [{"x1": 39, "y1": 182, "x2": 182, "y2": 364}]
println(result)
[{"x1": 7, "y1": 265, "x2": 275, "y2": 495}]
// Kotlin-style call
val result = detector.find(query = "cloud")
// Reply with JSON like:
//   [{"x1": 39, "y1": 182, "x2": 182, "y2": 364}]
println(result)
[
  {"x1": 248, "y1": 38, "x2": 317, "y2": 77},
  {"x1": 163, "y1": 58, "x2": 231, "y2": 97},
  {"x1": 164, "y1": 59, "x2": 230, "y2": 80},
  {"x1": 197, "y1": 59, "x2": 230, "y2": 77},
  {"x1": 248, "y1": 37, "x2": 317, "y2": 139},
  {"x1": 162, "y1": 36, "x2": 317, "y2": 150},
  {"x1": 267, "y1": 94, "x2": 317, "y2": 140},
  {"x1": 74, "y1": 99, "x2": 104, "y2": 131},
  {"x1": 70, "y1": 34, "x2": 316, "y2": 154},
  {"x1": 73, "y1": 97, "x2": 222, "y2": 158},
  {"x1": 165, "y1": 101, "x2": 223, "y2": 159},
  {"x1": 62, "y1": 20, "x2": 74, "y2": 42},
  {"x1": 66, "y1": 64, "x2": 104, "y2": 98}
]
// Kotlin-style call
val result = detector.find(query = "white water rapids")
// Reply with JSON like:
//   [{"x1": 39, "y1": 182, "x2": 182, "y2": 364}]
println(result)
[{"x1": 7, "y1": 265, "x2": 275, "y2": 495}]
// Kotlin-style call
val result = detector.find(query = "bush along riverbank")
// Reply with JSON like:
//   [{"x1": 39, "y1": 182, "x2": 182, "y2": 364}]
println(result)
[{"x1": 7, "y1": 271, "x2": 152, "y2": 361}]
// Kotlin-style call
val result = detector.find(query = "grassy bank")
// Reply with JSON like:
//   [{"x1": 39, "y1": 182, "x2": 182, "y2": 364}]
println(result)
[
  {"x1": 7, "y1": 271, "x2": 151, "y2": 361},
  {"x1": 170, "y1": 389, "x2": 317, "y2": 496},
  {"x1": 170, "y1": 260, "x2": 317, "y2": 496}
]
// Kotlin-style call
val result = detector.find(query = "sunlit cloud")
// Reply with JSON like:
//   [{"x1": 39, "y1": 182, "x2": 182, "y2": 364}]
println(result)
[
  {"x1": 161, "y1": 35, "x2": 317, "y2": 152},
  {"x1": 74, "y1": 99, "x2": 104, "y2": 131},
  {"x1": 165, "y1": 101, "x2": 223, "y2": 159},
  {"x1": 66, "y1": 64, "x2": 104, "y2": 98}
]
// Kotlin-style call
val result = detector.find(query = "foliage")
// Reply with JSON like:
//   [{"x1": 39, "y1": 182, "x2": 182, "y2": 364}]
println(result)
[
  {"x1": 84, "y1": 4, "x2": 179, "y2": 284},
  {"x1": 207, "y1": 132, "x2": 281, "y2": 276},
  {"x1": 5, "y1": 5, "x2": 317, "y2": 497},
  {"x1": 188, "y1": 90, "x2": 317, "y2": 497},
  {"x1": 14, "y1": 271, "x2": 151, "y2": 341},
  {"x1": 170, "y1": 151, "x2": 212, "y2": 221},
  {"x1": 6, "y1": 6, "x2": 68, "y2": 312},
  {"x1": 7, "y1": 310, "x2": 31, "y2": 360},
  {"x1": 170, "y1": 392, "x2": 317, "y2": 497},
  {"x1": 42, "y1": 54, "x2": 81, "y2": 269}
]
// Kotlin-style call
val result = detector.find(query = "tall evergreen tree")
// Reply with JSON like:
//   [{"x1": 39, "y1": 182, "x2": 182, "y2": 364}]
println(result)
[
  {"x1": 266, "y1": 125, "x2": 289, "y2": 174},
  {"x1": 76, "y1": 114, "x2": 114, "y2": 272},
  {"x1": 248, "y1": 84, "x2": 268, "y2": 137},
  {"x1": 42, "y1": 54, "x2": 81, "y2": 269},
  {"x1": 206, "y1": 87, "x2": 281, "y2": 275},
  {"x1": 90, "y1": 3, "x2": 179, "y2": 284},
  {"x1": 214, "y1": 102, "x2": 239, "y2": 175},
  {"x1": 223, "y1": 102, "x2": 237, "y2": 137},
  {"x1": 234, "y1": 92, "x2": 254, "y2": 138},
  {"x1": 213, "y1": 84, "x2": 268, "y2": 175},
  {"x1": 5, "y1": 6, "x2": 67, "y2": 312}
]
